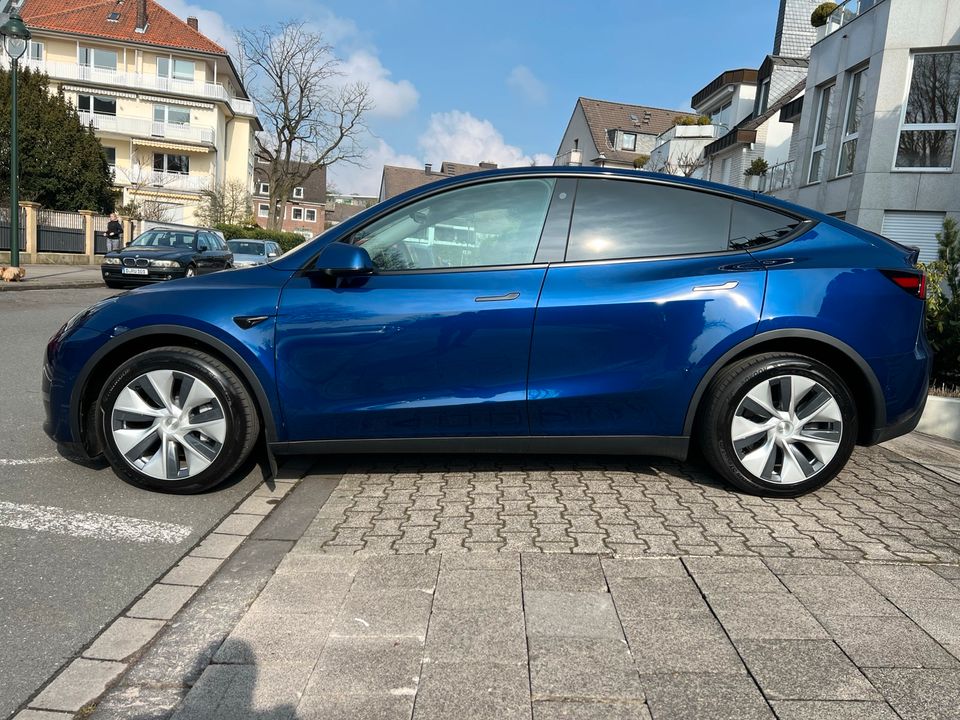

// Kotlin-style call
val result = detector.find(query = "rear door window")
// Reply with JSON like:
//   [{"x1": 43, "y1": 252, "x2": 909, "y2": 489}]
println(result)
[{"x1": 729, "y1": 202, "x2": 803, "y2": 248}]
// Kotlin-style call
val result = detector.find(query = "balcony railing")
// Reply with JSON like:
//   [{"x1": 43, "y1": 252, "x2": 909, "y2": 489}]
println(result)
[
  {"x1": 79, "y1": 112, "x2": 215, "y2": 145},
  {"x1": 758, "y1": 159, "x2": 795, "y2": 194},
  {"x1": 554, "y1": 149, "x2": 583, "y2": 166},
  {"x1": 2, "y1": 56, "x2": 258, "y2": 118},
  {"x1": 820, "y1": 0, "x2": 881, "y2": 39},
  {"x1": 114, "y1": 166, "x2": 211, "y2": 193}
]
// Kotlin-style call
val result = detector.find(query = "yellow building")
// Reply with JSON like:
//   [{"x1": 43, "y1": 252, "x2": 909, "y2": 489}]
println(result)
[{"x1": 6, "y1": 0, "x2": 260, "y2": 225}]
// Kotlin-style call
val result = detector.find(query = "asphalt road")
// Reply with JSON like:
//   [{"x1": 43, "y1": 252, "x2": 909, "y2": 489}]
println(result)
[{"x1": 0, "y1": 288, "x2": 264, "y2": 719}]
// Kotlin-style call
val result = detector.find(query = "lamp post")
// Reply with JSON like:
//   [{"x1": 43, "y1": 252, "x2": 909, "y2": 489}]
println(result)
[{"x1": 1, "y1": 10, "x2": 31, "y2": 268}]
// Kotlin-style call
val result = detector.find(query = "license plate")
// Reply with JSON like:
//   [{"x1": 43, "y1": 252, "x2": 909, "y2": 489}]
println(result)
[{"x1": 122, "y1": 267, "x2": 148, "y2": 275}]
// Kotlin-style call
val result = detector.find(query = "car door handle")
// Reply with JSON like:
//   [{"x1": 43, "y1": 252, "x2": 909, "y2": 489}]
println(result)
[
  {"x1": 475, "y1": 291, "x2": 521, "y2": 302},
  {"x1": 692, "y1": 281, "x2": 739, "y2": 292}
]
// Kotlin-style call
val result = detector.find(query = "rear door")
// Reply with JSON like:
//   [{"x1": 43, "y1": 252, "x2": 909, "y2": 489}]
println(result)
[{"x1": 528, "y1": 179, "x2": 800, "y2": 438}]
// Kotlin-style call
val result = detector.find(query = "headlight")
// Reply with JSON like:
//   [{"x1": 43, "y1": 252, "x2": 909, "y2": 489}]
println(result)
[
  {"x1": 150, "y1": 260, "x2": 181, "y2": 268},
  {"x1": 235, "y1": 261, "x2": 258, "y2": 268},
  {"x1": 102, "y1": 257, "x2": 121, "y2": 265}
]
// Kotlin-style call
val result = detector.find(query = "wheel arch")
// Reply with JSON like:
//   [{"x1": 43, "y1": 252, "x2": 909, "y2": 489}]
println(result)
[
  {"x1": 72, "y1": 325, "x2": 278, "y2": 457},
  {"x1": 684, "y1": 329, "x2": 885, "y2": 445}
]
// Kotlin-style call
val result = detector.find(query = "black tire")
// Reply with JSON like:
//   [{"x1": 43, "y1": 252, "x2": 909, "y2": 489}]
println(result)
[
  {"x1": 185, "y1": 265, "x2": 197, "y2": 278},
  {"x1": 698, "y1": 352, "x2": 857, "y2": 496},
  {"x1": 98, "y1": 347, "x2": 260, "y2": 493}
]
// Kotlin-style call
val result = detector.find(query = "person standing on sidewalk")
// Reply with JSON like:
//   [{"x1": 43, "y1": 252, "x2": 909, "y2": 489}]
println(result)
[{"x1": 106, "y1": 213, "x2": 123, "y2": 251}]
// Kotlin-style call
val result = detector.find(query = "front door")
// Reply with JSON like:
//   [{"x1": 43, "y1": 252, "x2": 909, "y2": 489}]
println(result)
[{"x1": 275, "y1": 177, "x2": 558, "y2": 441}]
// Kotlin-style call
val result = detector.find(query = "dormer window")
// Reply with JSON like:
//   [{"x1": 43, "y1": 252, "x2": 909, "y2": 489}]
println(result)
[
  {"x1": 621, "y1": 133, "x2": 637, "y2": 152},
  {"x1": 293, "y1": 187, "x2": 304, "y2": 199}
]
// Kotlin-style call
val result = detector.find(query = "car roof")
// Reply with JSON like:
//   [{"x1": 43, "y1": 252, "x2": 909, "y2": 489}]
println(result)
[{"x1": 228, "y1": 238, "x2": 270, "y2": 243}]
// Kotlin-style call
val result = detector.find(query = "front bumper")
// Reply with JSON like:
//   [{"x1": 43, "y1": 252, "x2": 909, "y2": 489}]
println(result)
[{"x1": 101, "y1": 265, "x2": 188, "y2": 284}]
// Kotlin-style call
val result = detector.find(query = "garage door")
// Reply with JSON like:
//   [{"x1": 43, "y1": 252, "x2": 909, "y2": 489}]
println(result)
[{"x1": 881, "y1": 211, "x2": 945, "y2": 263}]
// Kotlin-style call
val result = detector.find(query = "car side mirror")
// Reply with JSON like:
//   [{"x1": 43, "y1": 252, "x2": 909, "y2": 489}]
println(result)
[
  {"x1": 268, "y1": 252, "x2": 278, "y2": 258},
  {"x1": 198, "y1": 245, "x2": 208, "y2": 252},
  {"x1": 312, "y1": 242, "x2": 374, "y2": 277}
]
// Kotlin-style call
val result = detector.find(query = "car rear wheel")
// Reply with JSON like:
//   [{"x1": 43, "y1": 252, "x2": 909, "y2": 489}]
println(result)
[
  {"x1": 699, "y1": 353, "x2": 857, "y2": 496},
  {"x1": 98, "y1": 347, "x2": 259, "y2": 493}
]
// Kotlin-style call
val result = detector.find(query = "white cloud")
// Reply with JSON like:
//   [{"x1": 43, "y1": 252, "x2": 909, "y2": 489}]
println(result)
[
  {"x1": 327, "y1": 138, "x2": 420, "y2": 197},
  {"x1": 506, "y1": 65, "x2": 547, "y2": 105},
  {"x1": 338, "y1": 50, "x2": 419, "y2": 118},
  {"x1": 155, "y1": 0, "x2": 235, "y2": 53},
  {"x1": 418, "y1": 111, "x2": 548, "y2": 168}
]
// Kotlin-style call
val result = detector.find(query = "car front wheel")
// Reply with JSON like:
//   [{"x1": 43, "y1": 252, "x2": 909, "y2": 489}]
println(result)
[
  {"x1": 98, "y1": 347, "x2": 259, "y2": 493},
  {"x1": 699, "y1": 352, "x2": 857, "y2": 496}
]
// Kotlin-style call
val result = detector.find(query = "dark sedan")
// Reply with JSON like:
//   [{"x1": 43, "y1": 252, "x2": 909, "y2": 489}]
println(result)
[{"x1": 101, "y1": 227, "x2": 233, "y2": 288}]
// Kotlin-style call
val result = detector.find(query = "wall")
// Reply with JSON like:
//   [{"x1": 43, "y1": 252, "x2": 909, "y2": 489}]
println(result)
[
  {"x1": 555, "y1": 104, "x2": 598, "y2": 165},
  {"x1": 774, "y1": 0, "x2": 822, "y2": 58}
]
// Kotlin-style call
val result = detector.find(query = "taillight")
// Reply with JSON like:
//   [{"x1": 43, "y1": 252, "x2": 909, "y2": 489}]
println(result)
[{"x1": 881, "y1": 269, "x2": 926, "y2": 299}]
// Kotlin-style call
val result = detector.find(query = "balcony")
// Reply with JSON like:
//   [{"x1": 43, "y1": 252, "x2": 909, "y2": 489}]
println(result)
[
  {"x1": 554, "y1": 149, "x2": 583, "y2": 166},
  {"x1": 79, "y1": 112, "x2": 215, "y2": 145},
  {"x1": 2, "y1": 56, "x2": 258, "y2": 118},
  {"x1": 654, "y1": 124, "x2": 722, "y2": 147},
  {"x1": 758, "y1": 159, "x2": 795, "y2": 194},
  {"x1": 114, "y1": 167, "x2": 211, "y2": 193},
  {"x1": 818, "y1": 0, "x2": 882, "y2": 40}
]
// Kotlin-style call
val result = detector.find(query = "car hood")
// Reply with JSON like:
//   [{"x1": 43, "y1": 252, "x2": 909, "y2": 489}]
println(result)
[{"x1": 107, "y1": 247, "x2": 193, "y2": 261}]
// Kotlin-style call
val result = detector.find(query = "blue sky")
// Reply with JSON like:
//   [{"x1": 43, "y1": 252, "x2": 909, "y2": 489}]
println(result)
[{"x1": 159, "y1": 0, "x2": 782, "y2": 194}]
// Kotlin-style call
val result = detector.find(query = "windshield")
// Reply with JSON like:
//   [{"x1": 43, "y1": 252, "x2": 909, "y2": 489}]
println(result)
[
  {"x1": 228, "y1": 240, "x2": 265, "y2": 256},
  {"x1": 131, "y1": 229, "x2": 196, "y2": 250}
]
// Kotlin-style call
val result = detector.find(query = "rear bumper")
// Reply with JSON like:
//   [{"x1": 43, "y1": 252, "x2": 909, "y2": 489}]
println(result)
[{"x1": 868, "y1": 391, "x2": 927, "y2": 445}]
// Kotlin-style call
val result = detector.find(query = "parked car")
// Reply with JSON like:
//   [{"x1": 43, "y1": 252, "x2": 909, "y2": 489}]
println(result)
[
  {"x1": 226, "y1": 239, "x2": 283, "y2": 268},
  {"x1": 46, "y1": 167, "x2": 930, "y2": 496},
  {"x1": 101, "y1": 227, "x2": 233, "y2": 288}
]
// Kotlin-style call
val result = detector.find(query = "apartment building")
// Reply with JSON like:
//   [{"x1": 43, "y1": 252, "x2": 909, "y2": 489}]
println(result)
[
  {"x1": 5, "y1": 0, "x2": 261, "y2": 225},
  {"x1": 772, "y1": 0, "x2": 960, "y2": 261},
  {"x1": 253, "y1": 160, "x2": 326, "y2": 238}
]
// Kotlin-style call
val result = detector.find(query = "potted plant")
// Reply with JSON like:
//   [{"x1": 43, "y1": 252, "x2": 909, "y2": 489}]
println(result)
[{"x1": 811, "y1": 2, "x2": 838, "y2": 27}]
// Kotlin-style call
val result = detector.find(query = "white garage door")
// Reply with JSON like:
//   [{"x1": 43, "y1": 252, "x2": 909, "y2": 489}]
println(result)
[{"x1": 881, "y1": 211, "x2": 945, "y2": 263}]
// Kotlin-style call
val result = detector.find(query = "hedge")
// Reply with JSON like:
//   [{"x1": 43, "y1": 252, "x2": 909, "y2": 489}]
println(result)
[{"x1": 215, "y1": 224, "x2": 310, "y2": 254}]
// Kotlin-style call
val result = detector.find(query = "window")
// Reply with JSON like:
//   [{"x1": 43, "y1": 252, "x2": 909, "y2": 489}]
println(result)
[
  {"x1": 153, "y1": 105, "x2": 190, "y2": 126},
  {"x1": 293, "y1": 186, "x2": 304, "y2": 199},
  {"x1": 837, "y1": 68, "x2": 866, "y2": 176},
  {"x1": 351, "y1": 178, "x2": 555, "y2": 271},
  {"x1": 103, "y1": 147, "x2": 116, "y2": 167},
  {"x1": 258, "y1": 203, "x2": 269, "y2": 217},
  {"x1": 621, "y1": 133, "x2": 637, "y2": 152},
  {"x1": 720, "y1": 157, "x2": 731, "y2": 185},
  {"x1": 79, "y1": 47, "x2": 117, "y2": 71},
  {"x1": 291, "y1": 207, "x2": 304, "y2": 220},
  {"x1": 808, "y1": 83, "x2": 835, "y2": 183},
  {"x1": 157, "y1": 56, "x2": 196, "y2": 82},
  {"x1": 566, "y1": 180, "x2": 801, "y2": 262},
  {"x1": 28, "y1": 41, "x2": 43, "y2": 61},
  {"x1": 710, "y1": 101, "x2": 731, "y2": 130},
  {"x1": 305, "y1": 208, "x2": 317, "y2": 222},
  {"x1": 567, "y1": 180, "x2": 730, "y2": 261},
  {"x1": 153, "y1": 153, "x2": 189, "y2": 174},
  {"x1": 258, "y1": 182, "x2": 269, "y2": 195},
  {"x1": 78, "y1": 94, "x2": 117, "y2": 116},
  {"x1": 896, "y1": 52, "x2": 960, "y2": 169}
]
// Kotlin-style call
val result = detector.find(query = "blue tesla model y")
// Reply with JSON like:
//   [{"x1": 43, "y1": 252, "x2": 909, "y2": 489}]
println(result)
[{"x1": 43, "y1": 167, "x2": 930, "y2": 496}]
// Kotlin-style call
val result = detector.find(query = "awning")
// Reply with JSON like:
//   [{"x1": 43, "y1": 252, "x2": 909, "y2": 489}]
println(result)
[{"x1": 132, "y1": 138, "x2": 211, "y2": 153}]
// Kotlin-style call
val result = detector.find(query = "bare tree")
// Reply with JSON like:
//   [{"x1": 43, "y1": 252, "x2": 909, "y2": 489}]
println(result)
[
  {"x1": 237, "y1": 22, "x2": 372, "y2": 231},
  {"x1": 651, "y1": 149, "x2": 707, "y2": 178},
  {"x1": 197, "y1": 179, "x2": 252, "y2": 226},
  {"x1": 117, "y1": 149, "x2": 181, "y2": 222}
]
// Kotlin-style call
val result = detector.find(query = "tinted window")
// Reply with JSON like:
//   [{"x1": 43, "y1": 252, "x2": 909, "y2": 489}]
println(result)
[
  {"x1": 567, "y1": 180, "x2": 731, "y2": 261},
  {"x1": 729, "y1": 202, "x2": 802, "y2": 247},
  {"x1": 352, "y1": 178, "x2": 555, "y2": 270},
  {"x1": 228, "y1": 240, "x2": 265, "y2": 256},
  {"x1": 130, "y1": 230, "x2": 196, "y2": 248}
]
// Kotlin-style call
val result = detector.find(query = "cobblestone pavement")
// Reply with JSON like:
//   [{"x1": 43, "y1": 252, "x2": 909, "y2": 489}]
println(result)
[
  {"x1": 299, "y1": 445, "x2": 960, "y2": 564},
  {"x1": 82, "y1": 439, "x2": 960, "y2": 720}
]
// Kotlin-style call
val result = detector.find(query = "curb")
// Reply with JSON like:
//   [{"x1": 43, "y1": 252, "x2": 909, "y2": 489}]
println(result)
[
  {"x1": 11, "y1": 461, "x2": 314, "y2": 719},
  {"x1": 0, "y1": 281, "x2": 106, "y2": 292}
]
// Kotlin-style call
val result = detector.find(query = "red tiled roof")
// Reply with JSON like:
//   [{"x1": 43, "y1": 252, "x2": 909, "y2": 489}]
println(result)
[{"x1": 21, "y1": 0, "x2": 227, "y2": 55}]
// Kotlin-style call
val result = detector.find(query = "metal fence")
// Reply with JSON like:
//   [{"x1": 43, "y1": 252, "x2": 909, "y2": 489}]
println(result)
[
  {"x1": 38, "y1": 210, "x2": 85, "y2": 253},
  {"x1": 0, "y1": 207, "x2": 25, "y2": 252}
]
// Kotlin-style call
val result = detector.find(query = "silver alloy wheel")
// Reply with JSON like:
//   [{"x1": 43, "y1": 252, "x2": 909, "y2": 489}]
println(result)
[
  {"x1": 110, "y1": 369, "x2": 227, "y2": 481},
  {"x1": 731, "y1": 374, "x2": 843, "y2": 485},
  {"x1": 185, "y1": 267, "x2": 196, "y2": 277}
]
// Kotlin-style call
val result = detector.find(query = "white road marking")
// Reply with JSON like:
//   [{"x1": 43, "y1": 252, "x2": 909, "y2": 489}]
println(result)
[
  {"x1": 0, "y1": 501, "x2": 193, "y2": 544},
  {"x1": 0, "y1": 457, "x2": 64, "y2": 467}
]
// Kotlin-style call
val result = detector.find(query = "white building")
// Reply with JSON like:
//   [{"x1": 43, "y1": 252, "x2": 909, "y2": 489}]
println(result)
[{"x1": 771, "y1": 0, "x2": 960, "y2": 261}]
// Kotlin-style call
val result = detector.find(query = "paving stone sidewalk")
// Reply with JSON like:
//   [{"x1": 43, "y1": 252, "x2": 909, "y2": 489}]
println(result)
[
  {"x1": 0, "y1": 264, "x2": 105, "y2": 291},
  {"x1": 76, "y1": 435, "x2": 960, "y2": 720}
]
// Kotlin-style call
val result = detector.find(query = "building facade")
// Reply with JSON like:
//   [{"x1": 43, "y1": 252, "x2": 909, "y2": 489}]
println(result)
[
  {"x1": 252, "y1": 160, "x2": 326, "y2": 238},
  {"x1": 379, "y1": 161, "x2": 497, "y2": 201},
  {"x1": 5, "y1": 0, "x2": 260, "y2": 226},
  {"x1": 772, "y1": 0, "x2": 960, "y2": 261}
]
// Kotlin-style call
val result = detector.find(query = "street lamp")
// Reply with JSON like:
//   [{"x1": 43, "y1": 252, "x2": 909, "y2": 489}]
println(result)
[{"x1": 1, "y1": 9, "x2": 31, "y2": 268}]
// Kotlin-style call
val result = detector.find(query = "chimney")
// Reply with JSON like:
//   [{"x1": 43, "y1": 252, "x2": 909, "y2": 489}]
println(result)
[
  {"x1": 135, "y1": 0, "x2": 148, "y2": 31},
  {"x1": 424, "y1": 163, "x2": 432, "y2": 175},
  {"x1": 187, "y1": 16, "x2": 198, "y2": 31}
]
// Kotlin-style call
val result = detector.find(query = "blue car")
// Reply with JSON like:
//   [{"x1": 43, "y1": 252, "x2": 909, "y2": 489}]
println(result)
[{"x1": 43, "y1": 167, "x2": 930, "y2": 496}]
